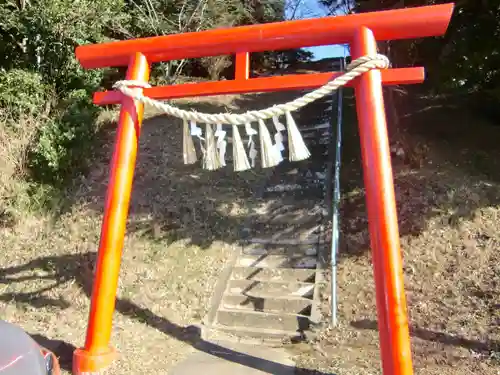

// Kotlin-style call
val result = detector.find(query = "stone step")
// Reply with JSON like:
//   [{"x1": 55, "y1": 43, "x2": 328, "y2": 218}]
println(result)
[
  {"x1": 265, "y1": 179, "x2": 326, "y2": 189},
  {"x1": 262, "y1": 181, "x2": 324, "y2": 193},
  {"x1": 261, "y1": 188, "x2": 325, "y2": 201},
  {"x1": 302, "y1": 131, "x2": 329, "y2": 139},
  {"x1": 298, "y1": 105, "x2": 333, "y2": 115},
  {"x1": 300, "y1": 122, "x2": 331, "y2": 132},
  {"x1": 203, "y1": 323, "x2": 305, "y2": 344},
  {"x1": 265, "y1": 171, "x2": 327, "y2": 182},
  {"x1": 242, "y1": 233, "x2": 321, "y2": 246},
  {"x1": 264, "y1": 178, "x2": 326, "y2": 189},
  {"x1": 250, "y1": 206, "x2": 322, "y2": 226},
  {"x1": 242, "y1": 244, "x2": 317, "y2": 257},
  {"x1": 245, "y1": 231, "x2": 321, "y2": 245},
  {"x1": 302, "y1": 171, "x2": 327, "y2": 181},
  {"x1": 235, "y1": 254, "x2": 317, "y2": 269},
  {"x1": 263, "y1": 183, "x2": 323, "y2": 194},
  {"x1": 222, "y1": 294, "x2": 313, "y2": 315},
  {"x1": 230, "y1": 267, "x2": 316, "y2": 283},
  {"x1": 226, "y1": 279, "x2": 315, "y2": 298},
  {"x1": 216, "y1": 309, "x2": 310, "y2": 332},
  {"x1": 254, "y1": 221, "x2": 321, "y2": 231},
  {"x1": 273, "y1": 137, "x2": 328, "y2": 146},
  {"x1": 300, "y1": 125, "x2": 330, "y2": 133},
  {"x1": 303, "y1": 137, "x2": 330, "y2": 146}
]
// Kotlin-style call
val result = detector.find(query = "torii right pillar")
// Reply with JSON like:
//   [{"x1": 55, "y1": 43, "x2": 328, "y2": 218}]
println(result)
[
  {"x1": 348, "y1": 6, "x2": 455, "y2": 375},
  {"x1": 351, "y1": 26, "x2": 413, "y2": 374}
]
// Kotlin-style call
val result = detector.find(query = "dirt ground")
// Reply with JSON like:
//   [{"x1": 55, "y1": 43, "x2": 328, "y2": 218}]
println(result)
[
  {"x1": 1, "y1": 86, "x2": 499, "y2": 375},
  {"x1": 0, "y1": 93, "x2": 278, "y2": 374},
  {"x1": 291, "y1": 93, "x2": 500, "y2": 374}
]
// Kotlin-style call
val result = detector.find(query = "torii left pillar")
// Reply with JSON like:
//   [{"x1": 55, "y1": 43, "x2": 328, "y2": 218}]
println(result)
[{"x1": 73, "y1": 52, "x2": 150, "y2": 373}]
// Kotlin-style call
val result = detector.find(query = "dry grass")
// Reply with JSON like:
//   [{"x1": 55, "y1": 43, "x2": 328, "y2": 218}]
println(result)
[
  {"x1": 1, "y1": 84, "x2": 499, "y2": 375},
  {"x1": 0, "y1": 112, "x2": 41, "y2": 225},
  {"x1": 0, "y1": 213, "x2": 231, "y2": 374},
  {"x1": 291, "y1": 95, "x2": 500, "y2": 375},
  {"x1": 0, "y1": 93, "x2": 279, "y2": 374}
]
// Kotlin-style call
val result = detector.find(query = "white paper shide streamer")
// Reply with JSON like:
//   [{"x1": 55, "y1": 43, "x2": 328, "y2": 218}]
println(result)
[
  {"x1": 203, "y1": 124, "x2": 222, "y2": 170},
  {"x1": 258, "y1": 119, "x2": 281, "y2": 168},
  {"x1": 232, "y1": 124, "x2": 251, "y2": 171},
  {"x1": 182, "y1": 119, "x2": 197, "y2": 164},
  {"x1": 285, "y1": 111, "x2": 310, "y2": 162},
  {"x1": 246, "y1": 122, "x2": 258, "y2": 168},
  {"x1": 184, "y1": 113, "x2": 310, "y2": 171},
  {"x1": 214, "y1": 124, "x2": 227, "y2": 167}
]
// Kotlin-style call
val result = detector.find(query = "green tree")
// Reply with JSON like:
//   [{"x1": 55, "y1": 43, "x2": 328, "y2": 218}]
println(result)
[
  {"x1": 320, "y1": 0, "x2": 500, "y2": 117},
  {"x1": 0, "y1": 0, "x2": 295, "y2": 188},
  {"x1": 0, "y1": 0, "x2": 130, "y2": 184}
]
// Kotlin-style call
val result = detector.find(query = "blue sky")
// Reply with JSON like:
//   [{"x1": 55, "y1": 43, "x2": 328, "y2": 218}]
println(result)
[{"x1": 285, "y1": 0, "x2": 350, "y2": 60}]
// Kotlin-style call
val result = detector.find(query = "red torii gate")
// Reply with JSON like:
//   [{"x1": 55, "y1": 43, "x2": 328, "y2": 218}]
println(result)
[{"x1": 73, "y1": 3, "x2": 454, "y2": 375}]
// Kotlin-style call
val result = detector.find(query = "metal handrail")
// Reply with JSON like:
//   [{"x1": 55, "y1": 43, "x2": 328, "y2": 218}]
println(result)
[{"x1": 330, "y1": 51, "x2": 346, "y2": 327}]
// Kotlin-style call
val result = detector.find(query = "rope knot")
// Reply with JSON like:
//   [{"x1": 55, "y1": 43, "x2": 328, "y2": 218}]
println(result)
[
  {"x1": 346, "y1": 54, "x2": 390, "y2": 71},
  {"x1": 374, "y1": 54, "x2": 390, "y2": 69},
  {"x1": 113, "y1": 80, "x2": 151, "y2": 89}
]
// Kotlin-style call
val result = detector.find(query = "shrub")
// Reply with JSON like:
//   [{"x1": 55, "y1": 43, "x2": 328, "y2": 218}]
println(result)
[
  {"x1": 28, "y1": 89, "x2": 101, "y2": 185},
  {"x1": 0, "y1": 69, "x2": 49, "y2": 122}
]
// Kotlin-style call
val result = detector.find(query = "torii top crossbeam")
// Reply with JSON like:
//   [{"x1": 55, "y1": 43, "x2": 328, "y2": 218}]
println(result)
[
  {"x1": 72, "y1": 3, "x2": 454, "y2": 375},
  {"x1": 79, "y1": 3, "x2": 454, "y2": 104},
  {"x1": 77, "y1": 4, "x2": 453, "y2": 68}
]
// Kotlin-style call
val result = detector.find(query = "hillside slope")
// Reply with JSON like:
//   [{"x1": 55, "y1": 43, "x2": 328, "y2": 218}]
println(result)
[{"x1": 292, "y1": 91, "x2": 500, "y2": 375}]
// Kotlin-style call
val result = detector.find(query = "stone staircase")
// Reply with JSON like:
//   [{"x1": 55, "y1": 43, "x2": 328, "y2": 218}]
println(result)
[
  {"x1": 203, "y1": 241, "x2": 321, "y2": 344},
  {"x1": 202, "y1": 58, "x2": 343, "y2": 345}
]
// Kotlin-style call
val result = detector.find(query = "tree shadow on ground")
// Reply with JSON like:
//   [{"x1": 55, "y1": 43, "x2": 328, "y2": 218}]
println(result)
[
  {"x1": 328, "y1": 90, "x2": 500, "y2": 259},
  {"x1": 62, "y1": 89, "x2": 329, "y2": 250},
  {"x1": 0, "y1": 251, "x2": 332, "y2": 375},
  {"x1": 3, "y1": 85, "x2": 500, "y2": 374},
  {"x1": 351, "y1": 319, "x2": 500, "y2": 355},
  {"x1": 49, "y1": 85, "x2": 500, "y2": 267},
  {"x1": 1, "y1": 251, "x2": 497, "y2": 373}
]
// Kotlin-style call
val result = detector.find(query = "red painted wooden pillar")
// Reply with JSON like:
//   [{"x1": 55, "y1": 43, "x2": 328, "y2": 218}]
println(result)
[
  {"x1": 73, "y1": 52, "x2": 151, "y2": 375},
  {"x1": 351, "y1": 26, "x2": 414, "y2": 375}
]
